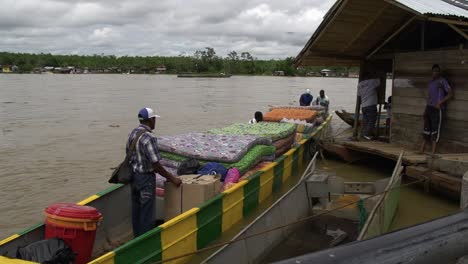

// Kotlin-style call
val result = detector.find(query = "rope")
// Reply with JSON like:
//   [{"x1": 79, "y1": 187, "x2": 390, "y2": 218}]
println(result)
[{"x1": 153, "y1": 178, "x2": 427, "y2": 264}]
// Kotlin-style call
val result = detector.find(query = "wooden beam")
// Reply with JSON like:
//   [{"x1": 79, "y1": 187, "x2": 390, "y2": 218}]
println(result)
[
  {"x1": 366, "y1": 16, "x2": 417, "y2": 59},
  {"x1": 420, "y1": 20, "x2": 425, "y2": 51},
  {"x1": 304, "y1": 51, "x2": 362, "y2": 60},
  {"x1": 309, "y1": 0, "x2": 350, "y2": 46},
  {"x1": 383, "y1": 0, "x2": 422, "y2": 16},
  {"x1": 340, "y1": 2, "x2": 389, "y2": 53},
  {"x1": 447, "y1": 23, "x2": 468, "y2": 40},
  {"x1": 295, "y1": 0, "x2": 350, "y2": 67},
  {"x1": 428, "y1": 17, "x2": 468, "y2": 27}
]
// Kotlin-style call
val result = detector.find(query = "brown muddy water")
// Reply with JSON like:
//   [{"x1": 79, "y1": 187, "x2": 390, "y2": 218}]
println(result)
[{"x1": 0, "y1": 74, "x2": 458, "y2": 241}]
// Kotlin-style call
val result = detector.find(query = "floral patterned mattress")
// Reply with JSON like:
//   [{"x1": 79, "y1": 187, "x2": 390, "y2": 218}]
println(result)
[
  {"x1": 160, "y1": 145, "x2": 276, "y2": 175},
  {"x1": 207, "y1": 122, "x2": 296, "y2": 141},
  {"x1": 158, "y1": 132, "x2": 272, "y2": 163}
]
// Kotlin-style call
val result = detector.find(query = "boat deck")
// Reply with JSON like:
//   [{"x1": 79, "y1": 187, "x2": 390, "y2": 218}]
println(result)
[
  {"x1": 342, "y1": 141, "x2": 468, "y2": 166},
  {"x1": 342, "y1": 141, "x2": 427, "y2": 165}
]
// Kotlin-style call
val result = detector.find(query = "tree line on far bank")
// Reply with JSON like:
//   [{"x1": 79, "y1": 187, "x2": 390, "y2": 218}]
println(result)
[{"x1": 0, "y1": 47, "x2": 354, "y2": 76}]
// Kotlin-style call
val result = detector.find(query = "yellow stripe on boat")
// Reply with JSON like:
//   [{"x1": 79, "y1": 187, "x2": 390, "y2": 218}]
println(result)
[
  {"x1": 0, "y1": 256, "x2": 37, "y2": 263},
  {"x1": 161, "y1": 208, "x2": 199, "y2": 264},
  {"x1": 222, "y1": 181, "x2": 247, "y2": 232},
  {"x1": 77, "y1": 195, "x2": 100, "y2": 205},
  {"x1": 87, "y1": 251, "x2": 115, "y2": 264},
  {"x1": 298, "y1": 145, "x2": 305, "y2": 170},
  {"x1": 0, "y1": 234, "x2": 19, "y2": 246},
  {"x1": 283, "y1": 151, "x2": 294, "y2": 182},
  {"x1": 259, "y1": 162, "x2": 276, "y2": 172}
]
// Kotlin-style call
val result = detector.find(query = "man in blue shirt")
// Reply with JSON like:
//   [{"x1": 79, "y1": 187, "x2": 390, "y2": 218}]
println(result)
[
  {"x1": 127, "y1": 107, "x2": 181, "y2": 237},
  {"x1": 420, "y1": 64, "x2": 452, "y2": 154},
  {"x1": 299, "y1": 89, "x2": 313, "y2": 106}
]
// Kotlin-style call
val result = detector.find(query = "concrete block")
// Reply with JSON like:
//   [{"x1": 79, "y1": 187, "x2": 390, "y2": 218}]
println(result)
[
  {"x1": 306, "y1": 172, "x2": 329, "y2": 198},
  {"x1": 432, "y1": 157, "x2": 468, "y2": 178}
]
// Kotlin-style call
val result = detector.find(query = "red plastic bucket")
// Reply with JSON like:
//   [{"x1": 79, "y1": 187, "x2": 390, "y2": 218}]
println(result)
[{"x1": 44, "y1": 203, "x2": 102, "y2": 264}]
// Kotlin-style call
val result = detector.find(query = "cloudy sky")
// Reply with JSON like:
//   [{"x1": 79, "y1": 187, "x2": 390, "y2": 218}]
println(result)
[{"x1": 0, "y1": 0, "x2": 335, "y2": 59}]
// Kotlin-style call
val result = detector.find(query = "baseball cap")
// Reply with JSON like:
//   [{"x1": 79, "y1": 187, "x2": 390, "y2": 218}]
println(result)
[
  {"x1": 306, "y1": 89, "x2": 311, "y2": 94},
  {"x1": 138, "y1": 107, "x2": 160, "y2": 120}
]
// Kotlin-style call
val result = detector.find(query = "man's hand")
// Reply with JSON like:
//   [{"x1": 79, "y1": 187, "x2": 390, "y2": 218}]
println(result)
[
  {"x1": 171, "y1": 177, "x2": 182, "y2": 187},
  {"x1": 435, "y1": 103, "x2": 441, "y2": 109}
]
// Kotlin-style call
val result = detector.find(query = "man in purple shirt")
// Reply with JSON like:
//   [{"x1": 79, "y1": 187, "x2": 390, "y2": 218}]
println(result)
[{"x1": 420, "y1": 64, "x2": 453, "y2": 154}]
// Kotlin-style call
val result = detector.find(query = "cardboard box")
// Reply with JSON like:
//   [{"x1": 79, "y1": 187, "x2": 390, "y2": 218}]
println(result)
[{"x1": 164, "y1": 175, "x2": 221, "y2": 220}]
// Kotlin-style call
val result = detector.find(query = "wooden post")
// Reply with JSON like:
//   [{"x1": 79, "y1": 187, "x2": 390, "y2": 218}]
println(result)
[
  {"x1": 353, "y1": 95, "x2": 361, "y2": 139},
  {"x1": 353, "y1": 61, "x2": 365, "y2": 139},
  {"x1": 420, "y1": 20, "x2": 425, "y2": 51},
  {"x1": 377, "y1": 104, "x2": 382, "y2": 138}
]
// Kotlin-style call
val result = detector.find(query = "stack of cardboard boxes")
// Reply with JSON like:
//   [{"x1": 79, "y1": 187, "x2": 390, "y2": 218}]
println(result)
[{"x1": 164, "y1": 174, "x2": 221, "y2": 220}]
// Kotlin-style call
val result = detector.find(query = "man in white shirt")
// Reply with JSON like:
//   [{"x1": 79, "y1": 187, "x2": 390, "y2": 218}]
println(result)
[
  {"x1": 357, "y1": 75, "x2": 380, "y2": 140},
  {"x1": 314, "y1": 89, "x2": 330, "y2": 112}
]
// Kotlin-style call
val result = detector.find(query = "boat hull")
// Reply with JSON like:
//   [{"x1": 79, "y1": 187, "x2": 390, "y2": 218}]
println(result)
[{"x1": 0, "y1": 115, "x2": 333, "y2": 264}]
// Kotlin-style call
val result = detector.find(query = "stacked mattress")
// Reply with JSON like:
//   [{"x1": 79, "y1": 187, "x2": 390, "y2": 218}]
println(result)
[
  {"x1": 208, "y1": 122, "x2": 296, "y2": 157},
  {"x1": 263, "y1": 108, "x2": 318, "y2": 122},
  {"x1": 158, "y1": 133, "x2": 275, "y2": 175},
  {"x1": 280, "y1": 118, "x2": 316, "y2": 143}
]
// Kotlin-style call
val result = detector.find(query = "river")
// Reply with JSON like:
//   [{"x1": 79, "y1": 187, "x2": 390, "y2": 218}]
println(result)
[{"x1": 0, "y1": 74, "x2": 458, "y2": 238}]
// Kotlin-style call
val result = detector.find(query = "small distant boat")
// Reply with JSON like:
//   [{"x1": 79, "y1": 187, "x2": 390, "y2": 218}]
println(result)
[
  {"x1": 335, "y1": 109, "x2": 387, "y2": 127},
  {"x1": 177, "y1": 72, "x2": 232, "y2": 78}
]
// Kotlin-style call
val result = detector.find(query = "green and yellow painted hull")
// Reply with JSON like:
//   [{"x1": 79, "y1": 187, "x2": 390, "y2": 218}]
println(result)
[{"x1": 0, "y1": 115, "x2": 332, "y2": 264}]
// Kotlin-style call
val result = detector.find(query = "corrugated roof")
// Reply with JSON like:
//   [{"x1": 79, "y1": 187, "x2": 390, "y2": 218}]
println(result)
[{"x1": 393, "y1": 0, "x2": 468, "y2": 18}]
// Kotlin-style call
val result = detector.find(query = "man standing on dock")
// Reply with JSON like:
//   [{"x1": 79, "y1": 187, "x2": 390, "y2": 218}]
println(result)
[
  {"x1": 357, "y1": 73, "x2": 380, "y2": 140},
  {"x1": 128, "y1": 107, "x2": 181, "y2": 237},
  {"x1": 420, "y1": 64, "x2": 452, "y2": 154}
]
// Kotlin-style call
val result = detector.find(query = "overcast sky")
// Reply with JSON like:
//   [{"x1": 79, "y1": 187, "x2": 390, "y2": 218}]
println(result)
[{"x1": 0, "y1": 0, "x2": 335, "y2": 59}]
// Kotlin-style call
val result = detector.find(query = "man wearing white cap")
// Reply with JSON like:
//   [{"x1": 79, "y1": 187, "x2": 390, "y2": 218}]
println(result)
[
  {"x1": 299, "y1": 89, "x2": 313, "y2": 106},
  {"x1": 127, "y1": 107, "x2": 181, "y2": 237}
]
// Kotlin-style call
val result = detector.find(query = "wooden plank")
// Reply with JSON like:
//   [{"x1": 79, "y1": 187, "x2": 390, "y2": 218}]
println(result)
[
  {"x1": 406, "y1": 165, "x2": 461, "y2": 200},
  {"x1": 342, "y1": 142, "x2": 426, "y2": 164},
  {"x1": 393, "y1": 100, "x2": 468, "y2": 113},
  {"x1": 367, "y1": 16, "x2": 417, "y2": 59}
]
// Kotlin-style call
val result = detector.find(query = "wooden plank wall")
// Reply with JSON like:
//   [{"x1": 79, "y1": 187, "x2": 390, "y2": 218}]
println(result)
[{"x1": 392, "y1": 49, "x2": 468, "y2": 153}]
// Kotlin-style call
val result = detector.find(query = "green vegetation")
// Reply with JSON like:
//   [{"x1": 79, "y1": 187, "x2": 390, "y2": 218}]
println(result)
[{"x1": 0, "y1": 48, "x2": 354, "y2": 75}]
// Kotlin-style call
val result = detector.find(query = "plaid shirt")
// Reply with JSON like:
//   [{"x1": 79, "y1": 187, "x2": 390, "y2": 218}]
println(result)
[{"x1": 127, "y1": 124, "x2": 161, "y2": 174}]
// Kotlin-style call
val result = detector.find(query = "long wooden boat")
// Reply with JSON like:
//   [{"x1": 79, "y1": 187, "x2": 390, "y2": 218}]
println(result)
[
  {"x1": 273, "y1": 208, "x2": 468, "y2": 264},
  {"x1": 203, "y1": 151, "x2": 403, "y2": 264},
  {"x1": 177, "y1": 73, "x2": 232, "y2": 78},
  {"x1": 335, "y1": 109, "x2": 387, "y2": 127},
  {"x1": 0, "y1": 114, "x2": 333, "y2": 264}
]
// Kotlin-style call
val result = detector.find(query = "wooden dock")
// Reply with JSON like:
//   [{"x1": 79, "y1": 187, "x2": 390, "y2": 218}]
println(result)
[{"x1": 342, "y1": 141, "x2": 427, "y2": 165}]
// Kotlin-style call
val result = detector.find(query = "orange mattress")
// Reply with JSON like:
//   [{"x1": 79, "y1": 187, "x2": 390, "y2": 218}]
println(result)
[{"x1": 263, "y1": 108, "x2": 318, "y2": 122}]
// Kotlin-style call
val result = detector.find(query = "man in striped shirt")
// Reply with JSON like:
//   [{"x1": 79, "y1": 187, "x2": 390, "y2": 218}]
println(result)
[{"x1": 127, "y1": 107, "x2": 181, "y2": 237}]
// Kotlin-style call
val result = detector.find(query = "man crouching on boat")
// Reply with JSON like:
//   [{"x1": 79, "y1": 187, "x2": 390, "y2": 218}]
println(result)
[{"x1": 128, "y1": 107, "x2": 182, "y2": 237}]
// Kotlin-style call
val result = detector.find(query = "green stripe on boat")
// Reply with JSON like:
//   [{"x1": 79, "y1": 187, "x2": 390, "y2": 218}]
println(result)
[
  {"x1": 273, "y1": 156, "x2": 285, "y2": 192},
  {"x1": 18, "y1": 222, "x2": 43, "y2": 236},
  {"x1": 96, "y1": 183, "x2": 124, "y2": 196},
  {"x1": 197, "y1": 194, "x2": 223, "y2": 249},
  {"x1": 114, "y1": 227, "x2": 162, "y2": 264},
  {"x1": 243, "y1": 172, "x2": 261, "y2": 217}
]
